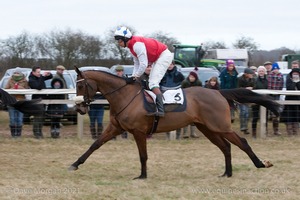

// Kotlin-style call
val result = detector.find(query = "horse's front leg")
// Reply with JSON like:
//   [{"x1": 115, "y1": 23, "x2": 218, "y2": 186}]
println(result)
[
  {"x1": 132, "y1": 131, "x2": 148, "y2": 179},
  {"x1": 68, "y1": 123, "x2": 119, "y2": 171}
]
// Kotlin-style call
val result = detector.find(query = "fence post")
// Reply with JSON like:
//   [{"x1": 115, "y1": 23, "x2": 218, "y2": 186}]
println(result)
[
  {"x1": 259, "y1": 106, "x2": 267, "y2": 138},
  {"x1": 77, "y1": 113, "x2": 83, "y2": 138}
]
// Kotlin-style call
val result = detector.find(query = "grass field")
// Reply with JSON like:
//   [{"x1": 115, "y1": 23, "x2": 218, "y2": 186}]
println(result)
[{"x1": 0, "y1": 111, "x2": 299, "y2": 200}]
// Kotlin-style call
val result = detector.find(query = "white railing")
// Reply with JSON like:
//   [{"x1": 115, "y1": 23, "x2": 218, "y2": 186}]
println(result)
[{"x1": 3, "y1": 89, "x2": 300, "y2": 138}]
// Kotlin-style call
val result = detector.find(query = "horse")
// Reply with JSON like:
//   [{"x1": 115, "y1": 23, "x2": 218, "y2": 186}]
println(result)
[{"x1": 69, "y1": 67, "x2": 281, "y2": 179}]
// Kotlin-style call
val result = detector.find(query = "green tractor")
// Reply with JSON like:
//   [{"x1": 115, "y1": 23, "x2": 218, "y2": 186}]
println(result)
[{"x1": 173, "y1": 44, "x2": 225, "y2": 69}]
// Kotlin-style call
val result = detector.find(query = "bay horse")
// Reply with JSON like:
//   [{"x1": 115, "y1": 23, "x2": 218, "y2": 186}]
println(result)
[{"x1": 69, "y1": 67, "x2": 281, "y2": 179}]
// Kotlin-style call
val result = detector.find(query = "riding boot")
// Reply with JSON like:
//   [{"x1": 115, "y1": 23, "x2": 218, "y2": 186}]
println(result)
[
  {"x1": 292, "y1": 122, "x2": 299, "y2": 135},
  {"x1": 286, "y1": 123, "x2": 293, "y2": 136},
  {"x1": 97, "y1": 124, "x2": 103, "y2": 138},
  {"x1": 272, "y1": 118, "x2": 281, "y2": 136},
  {"x1": 146, "y1": 92, "x2": 165, "y2": 117},
  {"x1": 33, "y1": 115, "x2": 44, "y2": 139},
  {"x1": 252, "y1": 128, "x2": 257, "y2": 139},
  {"x1": 190, "y1": 125, "x2": 199, "y2": 138},
  {"x1": 176, "y1": 129, "x2": 181, "y2": 140},
  {"x1": 90, "y1": 125, "x2": 97, "y2": 139},
  {"x1": 182, "y1": 126, "x2": 189, "y2": 138},
  {"x1": 10, "y1": 125, "x2": 17, "y2": 138},
  {"x1": 155, "y1": 93, "x2": 165, "y2": 117},
  {"x1": 16, "y1": 126, "x2": 22, "y2": 137}
]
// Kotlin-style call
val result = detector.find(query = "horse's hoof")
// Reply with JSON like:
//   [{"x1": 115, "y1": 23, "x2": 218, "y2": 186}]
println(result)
[
  {"x1": 263, "y1": 160, "x2": 273, "y2": 168},
  {"x1": 219, "y1": 172, "x2": 232, "y2": 178},
  {"x1": 133, "y1": 175, "x2": 147, "y2": 180},
  {"x1": 68, "y1": 165, "x2": 78, "y2": 171}
]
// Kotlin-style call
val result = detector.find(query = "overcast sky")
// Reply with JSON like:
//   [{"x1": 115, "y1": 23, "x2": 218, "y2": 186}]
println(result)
[{"x1": 1, "y1": 0, "x2": 299, "y2": 50}]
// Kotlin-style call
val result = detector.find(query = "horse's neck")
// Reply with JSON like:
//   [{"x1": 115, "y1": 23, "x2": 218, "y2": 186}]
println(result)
[{"x1": 91, "y1": 72, "x2": 140, "y2": 107}]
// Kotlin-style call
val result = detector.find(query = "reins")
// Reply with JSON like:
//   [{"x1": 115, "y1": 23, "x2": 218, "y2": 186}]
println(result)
[{"x1": 77, "y1": 74, "x2": 142, "y2": 116}]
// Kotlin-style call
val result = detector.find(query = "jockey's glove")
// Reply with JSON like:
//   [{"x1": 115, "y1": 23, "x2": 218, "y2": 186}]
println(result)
[{"x1": 125, "y1": 77, "x2": 136, "y2": 84}]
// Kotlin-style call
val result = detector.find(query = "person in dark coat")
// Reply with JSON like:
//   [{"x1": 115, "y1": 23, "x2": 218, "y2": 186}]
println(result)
[
  {"x1": 181, "y1": 67, "x2": 202, "y2": 138},
  {"x1": 28, "y1": 66, "x2": 53, "y2": 139},
  {"x1": 219, "y1": 59, "x2": 238, "y2": 123},
  {"x1": 280, "y1": 68, "x2": 300, "y2": 135},
  {"x1": 46, "y1": 77, "x2": 67, "y2": 138},
  {"x1": 160, "y1": 61, "x2": 185, "y2": 140},
  {"x1": 251, "y1": 66, "x2": 268, "y2": 138},
  {"x1": 237, "y1": 68, "x2": 255, "y2": 135}
]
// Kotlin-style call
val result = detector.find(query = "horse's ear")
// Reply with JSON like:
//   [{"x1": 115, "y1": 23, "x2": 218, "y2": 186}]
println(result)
[{"x1": 74, "y1": 66, "x2": 83, "y2": 78}]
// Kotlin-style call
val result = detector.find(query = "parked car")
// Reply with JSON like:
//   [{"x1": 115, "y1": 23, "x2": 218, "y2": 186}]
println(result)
[
  {"x1": 110, "y1": 65, "x2": 134, "y2": 76},
  {"x1": 179, "y1": 67, "x2": 220, "y2": 86},
  {"x1": 0, "y1": 68, "x2": 77, "y2": 124}
]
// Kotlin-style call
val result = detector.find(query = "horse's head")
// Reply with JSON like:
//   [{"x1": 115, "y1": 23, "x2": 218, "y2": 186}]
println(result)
[{"x1": 74, "y1": 67, "x2": 98, "y2": 115}]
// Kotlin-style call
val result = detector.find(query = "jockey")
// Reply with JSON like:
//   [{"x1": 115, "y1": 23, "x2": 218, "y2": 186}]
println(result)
[{"x1": 114, "y1": 26, "x2": 173, "y2": 117}]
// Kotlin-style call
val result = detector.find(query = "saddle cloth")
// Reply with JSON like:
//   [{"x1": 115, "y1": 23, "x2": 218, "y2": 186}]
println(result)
[
  {"x1": 143, "y1": 88, "x2": 186, "y2": 113},
  {"x1": 144, "y1": 88, "x2": 184, "y2": 104}
]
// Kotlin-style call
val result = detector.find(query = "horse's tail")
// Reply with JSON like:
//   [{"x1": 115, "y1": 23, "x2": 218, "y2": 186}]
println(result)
[
  {"x1": 219, "y1": 88, "x2": 282, "y2": 116},
  {"x1": 13, "y1": 99, "x2": 44, "y2": 116}
]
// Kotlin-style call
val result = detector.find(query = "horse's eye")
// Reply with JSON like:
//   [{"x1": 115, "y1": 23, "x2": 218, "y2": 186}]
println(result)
[{"x1": 77, "y1": 84, "x2": 83, "y2": 89}]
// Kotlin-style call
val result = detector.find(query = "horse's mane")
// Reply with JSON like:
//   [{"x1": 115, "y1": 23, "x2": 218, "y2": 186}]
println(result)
[{"x1": 83, "y1": 70, "x2": 127, "y2": 80}]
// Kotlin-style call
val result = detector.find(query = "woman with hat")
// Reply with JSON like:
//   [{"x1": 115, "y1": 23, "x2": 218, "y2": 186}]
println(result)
[
  {"x1": 280, "y1": 68, "x2": 300, "y2": 135},
  {"x1": 219, "y1": 59, "x2": 238, "y2": 123},
  {"x1": 181, "y1": 67, "x2": 202, "y2": 138},
  {"x1": 5, "y1": 70, "x2": 30, "y2": 138}
]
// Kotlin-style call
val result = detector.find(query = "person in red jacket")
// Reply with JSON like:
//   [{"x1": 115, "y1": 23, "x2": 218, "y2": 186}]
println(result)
[{"x1": 114, "y1": 26, "x2": 173, "y2": 117}]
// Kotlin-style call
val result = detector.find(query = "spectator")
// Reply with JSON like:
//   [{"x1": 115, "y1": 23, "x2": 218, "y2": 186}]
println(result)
[
  {"x1": 4, "y1": 70, "x2": 30, "y2": 138},
  {"x1": 114, "y1": 26, "x2": 173, "y2": 117},
  {"x1": 291, "y1": 60, "x2": 300, "y2": 69},
  {"x1": 28, "y1": 66, "x2": 53, "y2": 139},
  {"x1": 267, "y1": 62, "x2": 284, "y2": 136},
  {"x1": 181, "y1": 68, "x2": 202, "y2": 138},
  {"x1": 238, "y1": 68, "x2": 255, "y2": 135},
  {"x1": 205, "y1": 76, "x2": 220, "y2": 90},
  {"x1": 160, "y1": 61, "x2": 185, "y2": 140},
  {"x1": 286, "y1": 60, "x2": 300, "y2": 87},
  {"x1": 251, "y1": 66, "x2": 268, "y2": 138},
  {"x1": 46, "y1": 65, "x2": 67, "y2": 138},
  {"x1": 219, "y1": 59, "x2": 238, "y2": 123},
  {"x1": 249, "y1": 66, "x2": 258, "y2": 79},
  {"x1": 264, "y1": 61, "x2": 273, "y2": 76},
  {"x1": 114, "y1": 65, "x2": 128, "y2": 139},
  {"x1": 280, "y1": 68, "x2": 300, "y2": 135},
  {"x1": 88, "y1": 94, "x2": 105, "y2": 139}
]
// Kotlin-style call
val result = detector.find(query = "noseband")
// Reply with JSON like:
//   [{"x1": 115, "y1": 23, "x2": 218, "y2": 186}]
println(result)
[{"x1": 76, "y1": 78, "x2": 94, "y2": 106}]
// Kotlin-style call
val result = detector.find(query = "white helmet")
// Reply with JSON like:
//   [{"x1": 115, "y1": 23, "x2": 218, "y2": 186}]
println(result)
[{"x1": 114, "y1": 26, "x2": 132, "y2": 40}]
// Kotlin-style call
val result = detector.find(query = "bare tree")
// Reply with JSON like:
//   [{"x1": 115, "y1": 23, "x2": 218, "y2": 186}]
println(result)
[
  {"x1": 232, "y1": 35, "x2": 259, "y2": 52},
  {"x1": 37, "y1": 29, "x2": 103, "y2": 68},
  {"x1": 0, "y1": 31, "x2": 37, "y2": 67},
  {"x1": 145, "y1": 31, "x2": 180, "y2": 52},
  {"x1": 203, "y1": 40, "x2": 228, "y2": 50}
]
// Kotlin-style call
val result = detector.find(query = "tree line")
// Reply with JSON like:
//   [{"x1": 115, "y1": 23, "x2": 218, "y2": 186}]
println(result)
[{"x1": 0, "y1": 26, "x2": 298, "y2": 76}]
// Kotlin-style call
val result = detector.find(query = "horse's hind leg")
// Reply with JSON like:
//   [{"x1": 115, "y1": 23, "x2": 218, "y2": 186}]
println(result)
[
  {"x1": 195, "y1": 124, "x2": 233, "y2": 177},
  {"x1": 223, "y1": 131, "x2": 273, "y2": 168}
]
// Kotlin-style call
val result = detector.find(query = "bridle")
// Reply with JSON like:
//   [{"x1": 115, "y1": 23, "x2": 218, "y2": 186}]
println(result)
[
  {"x1": 76, "y1": 78, "x2": 95, "y2": 106},
  {"x1": 76, "y1": 76, "x2": 142, "y2": 116}
]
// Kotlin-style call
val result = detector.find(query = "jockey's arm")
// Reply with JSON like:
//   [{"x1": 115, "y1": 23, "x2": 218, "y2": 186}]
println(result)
[{"x1": 132, "y1": 42, "x2": 148, "y2": 78}]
